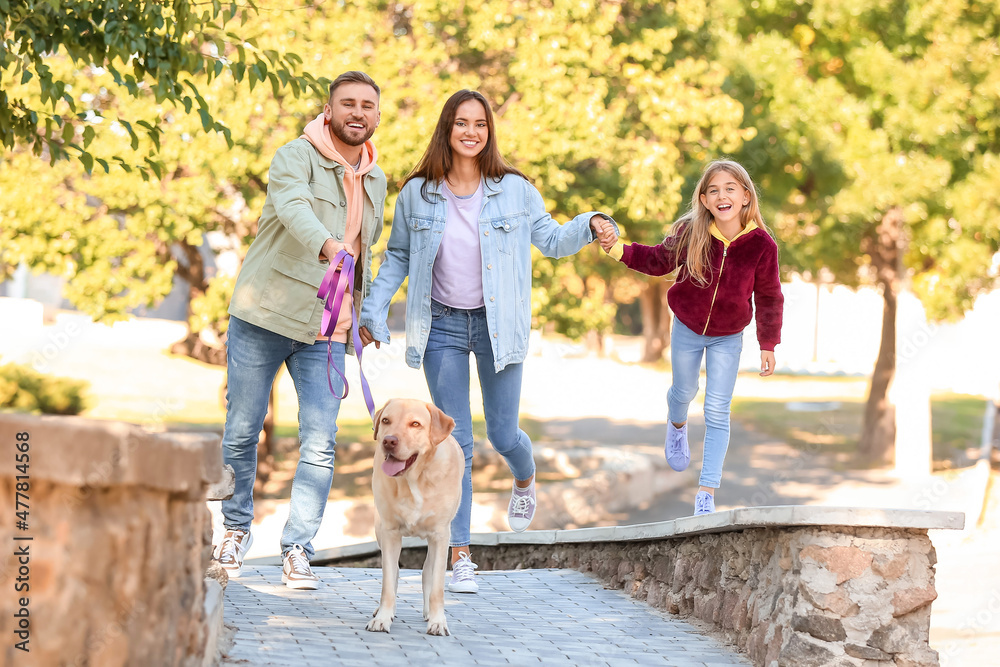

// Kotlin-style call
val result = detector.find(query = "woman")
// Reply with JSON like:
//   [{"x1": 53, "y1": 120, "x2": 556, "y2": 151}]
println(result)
[{"x1": 359, "y1": 90, "x2": 617, "y2": 594}]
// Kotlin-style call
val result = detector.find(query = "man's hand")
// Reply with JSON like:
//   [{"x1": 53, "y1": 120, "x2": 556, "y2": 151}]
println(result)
[
  {"x1": 589, "y1": 214, "x2": 618, "y2": 252},
  {"x1": 320, "y1": 239, "x2": 355, "y2": 269},
  {"x1": 760, "y1": 351, "x2": 775, "y2": 377},
  {"x1": 359, "y1": 326, "x2": 380, "y2": 349}
]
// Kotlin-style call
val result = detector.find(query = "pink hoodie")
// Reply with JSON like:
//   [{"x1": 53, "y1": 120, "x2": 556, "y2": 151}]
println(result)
[{"x1": 302, "y1": 114, "x2": 379, "y2": 342}]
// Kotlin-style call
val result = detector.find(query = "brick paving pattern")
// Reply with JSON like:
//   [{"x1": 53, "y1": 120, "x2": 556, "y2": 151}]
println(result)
[{"x1": 222, "y1": 566, "x2": 748, "y2": 666}]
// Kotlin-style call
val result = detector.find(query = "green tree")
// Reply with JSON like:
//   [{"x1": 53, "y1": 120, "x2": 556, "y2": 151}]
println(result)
[
  {"x1": 725, "y1": 0, "x2": 1000, "y2": 463},
  {"x1": 1, "y1": 0, "x2": 324, "y2": 173}
]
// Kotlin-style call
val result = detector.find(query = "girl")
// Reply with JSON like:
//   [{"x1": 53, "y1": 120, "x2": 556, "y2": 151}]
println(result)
[
  {"x1": 359, "y1": 90, "x2": 617, "y2": 593},
  {"x1": 605, "y1": 159, "x2": 783, "y2": 515}
]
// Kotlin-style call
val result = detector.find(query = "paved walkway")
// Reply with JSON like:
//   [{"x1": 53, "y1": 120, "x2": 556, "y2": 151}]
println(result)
[{"x1": 222, "y1": 567, "x2": 749, "y2": 666}]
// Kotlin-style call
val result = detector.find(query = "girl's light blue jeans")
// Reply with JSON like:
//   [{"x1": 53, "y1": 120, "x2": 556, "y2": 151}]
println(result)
[
  {"x1": 422, "y1": 301, "x2": 535, "y2": 548},
  {"x1": 668, "y1": 318, "x2": 743, "y2": 489},
  {"x1": 221, "y1": 315, "x2": 345, "y2": 560}
]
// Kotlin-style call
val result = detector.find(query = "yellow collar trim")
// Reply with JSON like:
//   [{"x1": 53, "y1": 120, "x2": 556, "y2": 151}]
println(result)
[{"x1": 710, "y1": 219, "x2": 758, "y2": 247}]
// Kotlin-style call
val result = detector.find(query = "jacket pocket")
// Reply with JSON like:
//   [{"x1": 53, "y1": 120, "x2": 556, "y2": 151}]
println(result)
[
  {"x1": 311, "y1": 182, "x2": 346, "y2": 236},
  {"x1": 409, "y1": 214, "x2": 434, "y2": 253},
  {"x1": 260, "y1": 252, "x2": 327, "y2": 324},
  {"x1": 488, "y1": 213, "x2": 523, "y2": 255}
]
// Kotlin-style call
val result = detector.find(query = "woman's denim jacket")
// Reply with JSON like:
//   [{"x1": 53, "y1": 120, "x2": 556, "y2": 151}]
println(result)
[{"x1": 359, "y1": 174, "x2": 613, "y2": 372}]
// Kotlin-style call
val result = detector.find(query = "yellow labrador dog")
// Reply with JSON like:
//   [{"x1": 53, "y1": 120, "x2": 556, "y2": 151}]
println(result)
[{"x1": 366, "y1": 399, "x2": 463, "y2": 636}]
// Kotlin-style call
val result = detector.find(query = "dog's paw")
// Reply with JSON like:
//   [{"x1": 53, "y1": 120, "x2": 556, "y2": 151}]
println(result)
[
  {"x1": 365, "y1": 609, "x2": 393, "y2": 632},
  {"x1": 366, "y1": 615, "x2": 393, "y2": 633},
  {"x1": 425, "y1": 618, "x2": 450, "y2": 636}
]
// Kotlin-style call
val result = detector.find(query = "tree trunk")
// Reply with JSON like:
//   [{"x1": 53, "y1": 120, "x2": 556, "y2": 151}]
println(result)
[
  {"x1": 858, "y1": 208, "x2": 905, "y2": 464},
  {"x1": 168, "y1": 240, "x2": 229, "y2": 365},
  {"x1": 638, "y1": 281, "x2": 672, "y2": 362}
]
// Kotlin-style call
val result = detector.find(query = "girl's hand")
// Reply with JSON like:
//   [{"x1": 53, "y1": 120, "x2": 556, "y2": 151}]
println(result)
[{"x1": 760, "y1": 351, "x2": 775, "y2": 377}]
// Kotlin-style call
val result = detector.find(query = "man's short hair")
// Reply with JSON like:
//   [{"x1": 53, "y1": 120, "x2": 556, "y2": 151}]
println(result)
[{"x1": 328, "y1": 71, "x2": 380, "y2": 99}]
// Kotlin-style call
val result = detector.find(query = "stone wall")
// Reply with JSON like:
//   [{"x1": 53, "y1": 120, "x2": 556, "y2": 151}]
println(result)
[
  {"x1": 320, "y1": 508, "x2": 961, "y2": 667},
  {"x1": 0, "y1": 414, "x2": 221, "y2": 667}
]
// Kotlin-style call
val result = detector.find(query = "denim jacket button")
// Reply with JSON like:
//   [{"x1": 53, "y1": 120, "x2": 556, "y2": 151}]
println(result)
[
  {"x1": 493, "y1": 333, "x2": 498, "y2": 338},
  {"x1": 504, "y1": 224, "x2": 510, "y2": 230},
  {"x1": 490, "y1": 296, "x2": 495, "y2": 302},
  {"x1": 484, "y1": 230, "x2": 489, "y2": 236},
  {"x1": 340, "y1": 200, "x2": 347, "y2": 206}
]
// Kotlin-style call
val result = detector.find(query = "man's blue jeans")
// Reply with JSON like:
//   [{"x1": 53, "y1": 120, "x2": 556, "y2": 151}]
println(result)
[
  {"x1": 221, "y1": 316, "x2": 345, "y2": 560},
  {"x1": 422, "y1": 301, "x2": 535, "y2": 547},
  {"x1": 667, "y1": 319, "x2": 744, "y2": 489}
]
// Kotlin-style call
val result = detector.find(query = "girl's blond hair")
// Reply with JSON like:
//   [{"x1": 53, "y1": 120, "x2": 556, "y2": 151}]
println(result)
[{"x1": 671, "y1": 159, "x2": 767, "y2": 286}]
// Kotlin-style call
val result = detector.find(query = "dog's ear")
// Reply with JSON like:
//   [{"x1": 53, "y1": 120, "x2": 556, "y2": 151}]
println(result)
[
  {"x1": 373, "y1": 401, "x2": 389, "y2": 441},
  {"x1": 426, "y1": 402, "x2": 455, "y2": 446}
]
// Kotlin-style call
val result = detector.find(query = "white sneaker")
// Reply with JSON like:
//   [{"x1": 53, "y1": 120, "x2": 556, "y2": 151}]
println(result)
[
  {"x1": 213, "y1": 528, "x2": 252, "y2": 578},
  {"x1": 507, "y1": 481, "x2": 536, "y2": 533},
  {"x1": 448, "y1": 551, "x2": 479, "y2": 594},
  {"x1": 694, "y1": 490, "x2": 716, "y2": 515},
  {"x1": 282, "y1": 544, "x2": 320, "y2": 590},
  {"x1": 665, "y1": 422, "x2": 690, "y2": 471}
]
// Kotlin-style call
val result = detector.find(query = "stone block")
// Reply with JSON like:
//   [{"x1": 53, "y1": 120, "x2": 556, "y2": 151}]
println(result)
[
  {"x1": 791, "y1": 613, "x2": 847, "y2": 642},
  {"x1": 869, "y1": 620, "x2": 919, "y2": 653},
  {"x1": 799, "y1": 582, "x2": 859, "y2": 617},
  {"x1": 202, "y1": 578, "x2": 225, "y2": 667},
  {"x1": 844, "y1": 643, "x2": 890, "y2": 660},
  {"x1": 206, "y1": 464, "x2": 235, "y2": 501},
  {"x1": 206, "y1": 561, "x2": 230, "y2": 591},
  {"x1": 778, "y1": 632, "x2": 837, "y2": 667},
  {"x1": 872, "y1": 552, "x2": 908, "y2": 580},
  {"x1": 892, "y1": 583, "x2": 937, "y2": 617},
  {"x1": 895, "y1": 646, "x2": 940, "y2": 667},
  {"x1": 800, "y1": 544, "x2": 873, "y2": 584}
]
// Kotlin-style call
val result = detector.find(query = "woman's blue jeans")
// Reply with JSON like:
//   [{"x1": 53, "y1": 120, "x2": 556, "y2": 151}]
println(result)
[
  {"x1": 422, "y1": 301, "x2": 535, "y2": 547},
  {"x1": 668, "y1": 319, "x2": 743, "y2": 489},
  {"x1": 221, "y1": 316, "x2": 345, "y2": 560}
]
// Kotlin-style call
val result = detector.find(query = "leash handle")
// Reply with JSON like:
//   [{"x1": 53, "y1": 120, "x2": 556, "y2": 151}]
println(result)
[{"x1": 316, "y1": 250, "x2": 376, "y2": 420}]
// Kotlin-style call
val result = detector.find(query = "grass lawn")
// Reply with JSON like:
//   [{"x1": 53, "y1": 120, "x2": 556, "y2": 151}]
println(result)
[{"x1": 731, "y1": 392, "x2": 987, "y2": 470}]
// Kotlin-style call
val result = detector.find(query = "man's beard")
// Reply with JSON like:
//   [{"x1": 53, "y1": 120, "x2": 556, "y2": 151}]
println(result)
[{"x1": 330, "y1": 119, "x2": 374, "y2": 147}]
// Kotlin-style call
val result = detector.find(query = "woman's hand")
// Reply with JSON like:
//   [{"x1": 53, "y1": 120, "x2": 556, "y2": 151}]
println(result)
[
  {"x1": 589, "y1": 214, "x2": 618, "y2": 252},
  {"x1": 760, "y1": 351, "x2": 775, "y2": 377},
  {"x1": 359, "y1": 326, "x2": 381, "y2": 349}
]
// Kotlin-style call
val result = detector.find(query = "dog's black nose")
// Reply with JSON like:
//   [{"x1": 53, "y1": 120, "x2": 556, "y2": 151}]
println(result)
[{"x1": 382, "y1": 435, "x2": 398, "y2": 451}]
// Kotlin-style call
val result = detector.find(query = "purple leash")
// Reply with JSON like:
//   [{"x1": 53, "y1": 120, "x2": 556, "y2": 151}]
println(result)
[{"x1": 316, "y1": 249, "x2": 376, "y2": 420}]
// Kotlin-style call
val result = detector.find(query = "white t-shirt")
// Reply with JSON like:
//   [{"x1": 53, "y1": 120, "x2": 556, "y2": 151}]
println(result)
[{"x1": 431, "y1": 181, "x2": 486, "y2": 309}]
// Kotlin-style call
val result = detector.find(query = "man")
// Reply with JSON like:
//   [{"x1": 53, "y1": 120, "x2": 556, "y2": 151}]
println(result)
[{"x1": 214, "y1": 71, "x2": 386, "y2": 589}]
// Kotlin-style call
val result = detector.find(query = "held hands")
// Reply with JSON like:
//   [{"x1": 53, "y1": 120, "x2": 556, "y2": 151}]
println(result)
[
  {"x1": 760, "y1": 351, "x2": 776, "y2": 377},
  {"x1": 359, "y1": 326, "x2": 380, "y2": 349},
  {"x1": 589, "y1": 214, "x2": 619, "y2": 252}
]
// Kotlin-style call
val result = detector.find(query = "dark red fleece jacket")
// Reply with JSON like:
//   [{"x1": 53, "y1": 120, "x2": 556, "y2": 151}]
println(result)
[{"x1": 620, "y1": 226, "x2": 784, "y2": 350}]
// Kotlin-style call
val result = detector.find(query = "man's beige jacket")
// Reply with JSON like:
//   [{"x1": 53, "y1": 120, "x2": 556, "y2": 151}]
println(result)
[{"x1": 229, "y1": 137, "x2": 386, "y2": 353}]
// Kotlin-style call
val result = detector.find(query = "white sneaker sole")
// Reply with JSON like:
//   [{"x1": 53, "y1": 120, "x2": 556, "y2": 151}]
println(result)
[
  {"x1": 282, "y1": 574, "x2": 320, "y2": 590},
  {"x1": 221, "y1": 563, "x2": 244, "y2": 578},
  {"x1": 508, "y1": 511, "x2": 535, "y2": 532},
  {"x1": 448, "y1": 580, "x2": 479, "y2": 594}
]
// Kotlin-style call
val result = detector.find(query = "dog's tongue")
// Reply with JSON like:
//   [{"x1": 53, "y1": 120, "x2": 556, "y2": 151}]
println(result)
[{"x1": 382, "y1": 456, "x2": 408, "y2": 477}]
